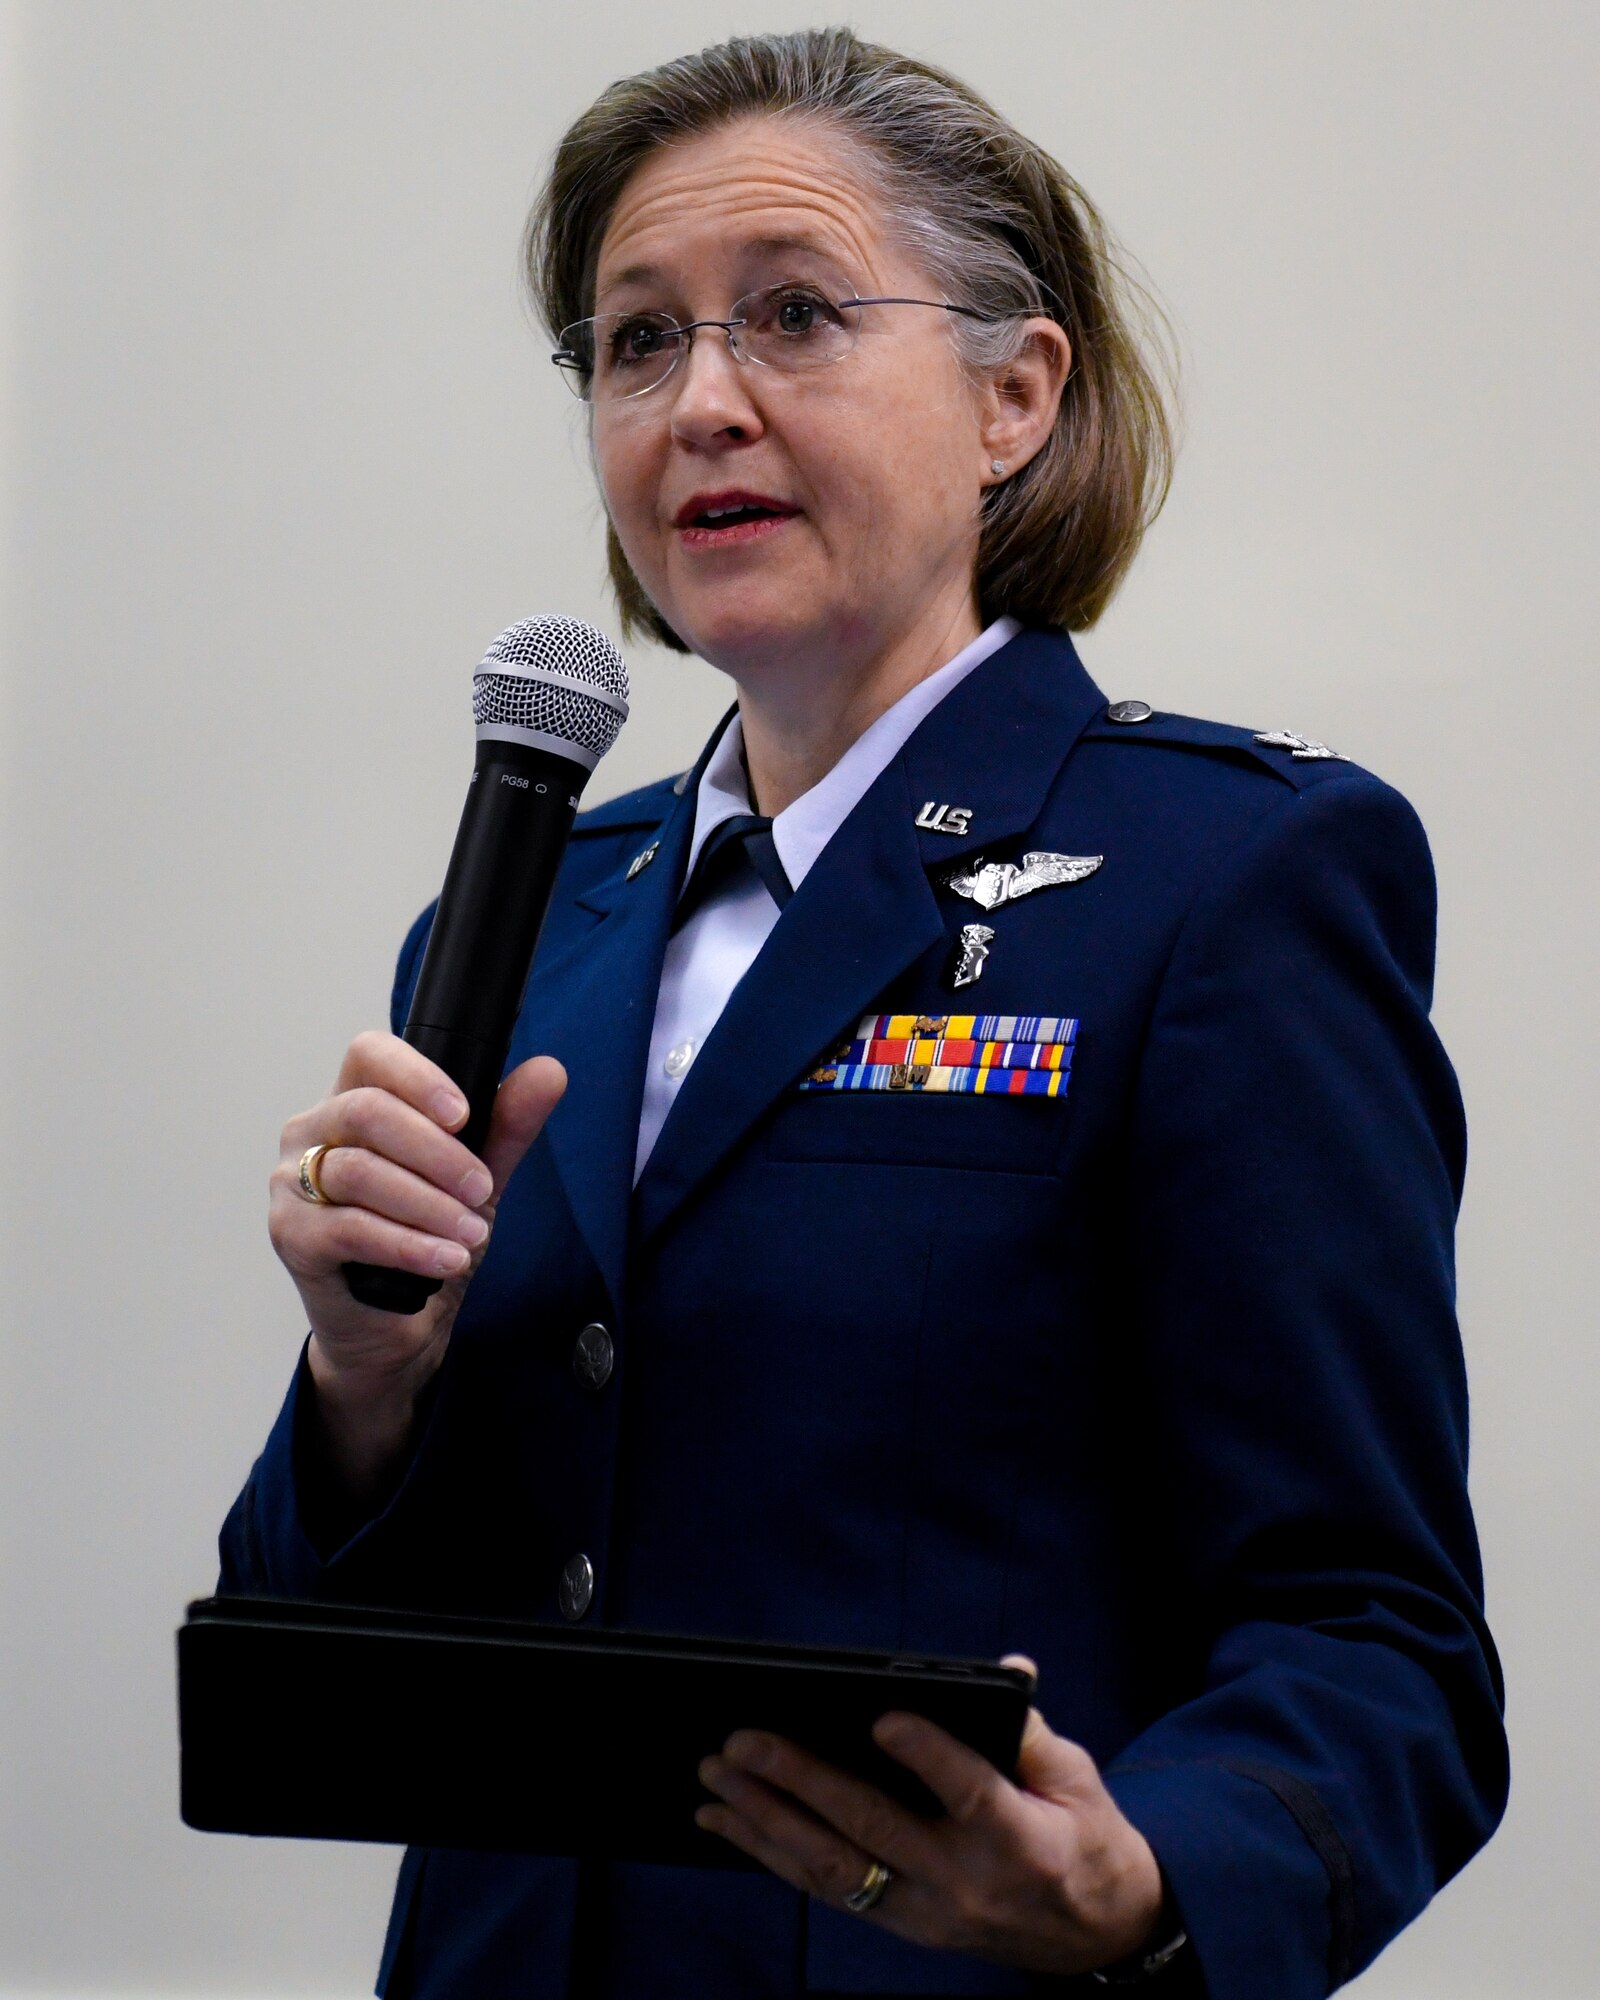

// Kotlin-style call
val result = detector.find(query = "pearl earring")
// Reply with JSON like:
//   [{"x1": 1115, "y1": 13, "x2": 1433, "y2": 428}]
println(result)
[{"x1": 990, "y1": 459, "x2": 1005, "y2": 476}]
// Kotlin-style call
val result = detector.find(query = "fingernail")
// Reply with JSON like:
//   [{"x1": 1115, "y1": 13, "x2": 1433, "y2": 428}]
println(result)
[
  {"x1": 459, "y1": 1167, "x2": 493, "y2": 1206},
  {"x1": 433, "y1": 1241, "x2": 470, "y2": 1275},
  {"x1": 698, "y1": 1757, "x2": 723, "y2": 1787},
  {"x1": 433, "y1": 1089, "x2": 468, "y2": 1127},
  {"x1": 456, "y1": 1212, "x2": 489, "y2": 1248}
]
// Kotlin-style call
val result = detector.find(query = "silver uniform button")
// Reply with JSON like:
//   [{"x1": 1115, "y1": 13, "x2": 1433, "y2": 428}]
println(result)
[
  {"x1": 559, "y1": 1553, "x2": 595, "y2": 1621},
  {"x1": 663, "y1": 1040, "x2": 696, "y2": 1079},
  {"x1": 1106, "y1": 699, "x2": 1154, "y2": 724},
  {"x1": 573, "y1": 1321, "x2": 614, "y2": 1390}
]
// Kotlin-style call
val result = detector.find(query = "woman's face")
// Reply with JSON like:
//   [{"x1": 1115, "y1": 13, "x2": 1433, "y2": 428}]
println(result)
[{"x1": 589, "y1": 117, "x2": 998, "y2": 680}]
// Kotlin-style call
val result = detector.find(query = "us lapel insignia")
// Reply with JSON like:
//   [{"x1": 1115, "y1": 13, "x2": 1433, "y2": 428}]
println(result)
[
  {"x1": 915, "y1": 801, "x2": 974, "y2": 836},
  {"x1": 626, "y1": 840, "x2": 660, "y2": 880},
  {"x1": 951, "y1": 922, "x2": 996, "y2": 989},
  {"x1": 1253, "y1": 730, "x2": 1350, "y2": 763},
  {"x1": 946, "y1": 851, "x2": 1103, "y2": 911}
]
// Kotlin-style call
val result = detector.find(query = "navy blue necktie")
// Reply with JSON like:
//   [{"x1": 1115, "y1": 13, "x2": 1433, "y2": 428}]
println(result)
[{"x1": 673, "y1": 813, "x2": 794, "y2": 929}]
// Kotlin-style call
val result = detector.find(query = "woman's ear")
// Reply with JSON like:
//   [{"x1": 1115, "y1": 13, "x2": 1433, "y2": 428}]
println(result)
[{"x1": 977, "y1": 319, "x2": 1072, "y2": 485}]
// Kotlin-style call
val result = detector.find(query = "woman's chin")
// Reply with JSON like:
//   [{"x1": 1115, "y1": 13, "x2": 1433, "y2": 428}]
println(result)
[{"x1": 666, "y1": 592, "x2": 833, "y2": 677}]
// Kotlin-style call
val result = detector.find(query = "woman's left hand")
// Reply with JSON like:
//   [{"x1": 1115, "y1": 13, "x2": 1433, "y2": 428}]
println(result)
[{"x1": 695, "y1": 1658, "x2": 1166, "y2": 1977}]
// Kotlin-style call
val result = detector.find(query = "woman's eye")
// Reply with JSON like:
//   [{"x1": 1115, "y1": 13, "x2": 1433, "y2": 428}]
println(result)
[
  {"x1": 763, "y1": 290, "x2": 837, "y2": 337},
  {"x1": 609, "y1": 319, "x2": 670, "y2": 364}
]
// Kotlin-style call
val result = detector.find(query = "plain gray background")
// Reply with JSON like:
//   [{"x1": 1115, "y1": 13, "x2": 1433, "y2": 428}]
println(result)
[{"x1": 2, "y1": 3, "x2": 1594, "y2": 1993}]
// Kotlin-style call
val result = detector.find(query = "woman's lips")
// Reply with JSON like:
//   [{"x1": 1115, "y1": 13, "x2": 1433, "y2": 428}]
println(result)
[
  {"x1": 673, "y1": 491, "x2": 802, "y2": 550},
  {"x1": 678, "y1": 511, "x2": 798, "y2": 549}
]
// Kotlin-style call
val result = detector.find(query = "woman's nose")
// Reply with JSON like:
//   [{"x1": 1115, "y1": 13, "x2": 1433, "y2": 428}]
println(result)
[{"x1": 668, "y1": 329, "x2": 765, "y2": 448}]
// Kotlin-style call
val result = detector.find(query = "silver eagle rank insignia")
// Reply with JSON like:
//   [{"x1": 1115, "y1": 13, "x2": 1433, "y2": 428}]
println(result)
[
  {"x1": 945, "y1": 851, "x2": 1104, "y2": 911},
  {"x1": 1253, "y1": 730, "x2": 1350, "y2": 763}
]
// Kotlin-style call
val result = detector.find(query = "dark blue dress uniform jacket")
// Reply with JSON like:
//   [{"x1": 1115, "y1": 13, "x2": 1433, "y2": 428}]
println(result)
[{"x1": 219, "y1": 627, "x2": 1507, "y2": 2000}]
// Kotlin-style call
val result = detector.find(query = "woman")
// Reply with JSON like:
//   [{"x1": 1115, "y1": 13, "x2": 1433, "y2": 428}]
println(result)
[{"x1": 223, "y1": 28, "x2": 1506, "y2": 2000}]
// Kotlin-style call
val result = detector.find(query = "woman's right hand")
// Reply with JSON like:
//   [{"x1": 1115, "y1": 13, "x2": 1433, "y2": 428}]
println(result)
[{"x1": 269, "y1": 1030, "x2": 566, "y2": 1501}]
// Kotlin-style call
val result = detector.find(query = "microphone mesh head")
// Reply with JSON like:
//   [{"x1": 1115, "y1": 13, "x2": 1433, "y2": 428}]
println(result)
[{"x1": 472, "y1": 616, "x2": 629, "y2": 765}]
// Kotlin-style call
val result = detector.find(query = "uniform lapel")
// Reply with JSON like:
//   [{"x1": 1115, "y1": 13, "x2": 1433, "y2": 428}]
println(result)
[
  {"x1": 631, "y1": 627, "x2": 1106, "y2": 1250},
  {"x1": 514, "y1": 718, "x2": 730, "y2": 1312}
]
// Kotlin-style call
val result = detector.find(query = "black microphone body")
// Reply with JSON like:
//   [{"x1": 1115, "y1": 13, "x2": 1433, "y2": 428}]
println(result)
[
  {"x1": 406, "y1": 739, "x2": 585, "y2": 1157},
  {"x1": 343, "y1": 618, "x2": 628, "y2": 1315},
  {"x1": 342, "y1": 741, "x2": 585, "y2": 1314}
]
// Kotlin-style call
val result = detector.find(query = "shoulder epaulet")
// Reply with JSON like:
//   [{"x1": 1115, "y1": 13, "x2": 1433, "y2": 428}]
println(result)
[
  {"x1": 571, "y1": 772, "x2": 685, "y2": 836},
  {"x1": 1081, "y1": 700, "x2": 1370, "y2": 790}
]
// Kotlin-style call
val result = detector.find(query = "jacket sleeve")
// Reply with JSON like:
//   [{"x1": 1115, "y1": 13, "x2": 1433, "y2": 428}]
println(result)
[
  {"x1": 216, "y1": 903, "x2": 442, "y2": 1601},
  {"x1": 1100, "y1": 770, "x2": 1507, "y2": 1999}
]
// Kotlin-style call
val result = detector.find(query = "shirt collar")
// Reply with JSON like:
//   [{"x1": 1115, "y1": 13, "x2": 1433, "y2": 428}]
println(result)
[{"x1": 683, "y1": 617, "x2": 1021, "y2": 894}]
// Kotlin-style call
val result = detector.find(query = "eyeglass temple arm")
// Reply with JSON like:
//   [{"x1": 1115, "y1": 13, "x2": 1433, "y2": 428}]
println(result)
[{"x1": 836, "y1": 296, "x2": 991, "y2": 320}]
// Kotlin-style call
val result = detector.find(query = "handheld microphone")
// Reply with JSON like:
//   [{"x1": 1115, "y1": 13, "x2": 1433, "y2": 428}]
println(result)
[{"x1": 343, "y1": 616, "x2": 629, "y2": 1314}]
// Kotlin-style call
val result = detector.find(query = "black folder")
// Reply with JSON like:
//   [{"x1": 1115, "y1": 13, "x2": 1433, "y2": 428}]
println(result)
[{"x1": 178, "y1": 1596, "x2": 1033, "y2": 1867}]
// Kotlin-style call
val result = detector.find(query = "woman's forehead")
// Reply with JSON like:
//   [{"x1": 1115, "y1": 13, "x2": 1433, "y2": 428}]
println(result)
[{"x1": 595, "y1": 120, "x2": 897, "y2": 301}]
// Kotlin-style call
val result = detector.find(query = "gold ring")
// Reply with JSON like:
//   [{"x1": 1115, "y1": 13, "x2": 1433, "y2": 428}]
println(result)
[
  {"x1": 843, "y1": 1858, "x2": 893, "y2": 1914},
  {"x1": 296, "y1": 1142, "x2": 335, "y2": 1204}
]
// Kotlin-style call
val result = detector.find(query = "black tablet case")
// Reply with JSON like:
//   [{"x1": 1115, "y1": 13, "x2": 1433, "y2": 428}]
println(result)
[{"x1": 178, "y1": 1596, "x2": 1032, "y2": 1867}]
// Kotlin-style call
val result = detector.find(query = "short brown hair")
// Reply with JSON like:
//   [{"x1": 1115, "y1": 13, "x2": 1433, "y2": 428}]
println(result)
[{"x1": 525, "y1": 27, "x2": 1177, "y2": 648}]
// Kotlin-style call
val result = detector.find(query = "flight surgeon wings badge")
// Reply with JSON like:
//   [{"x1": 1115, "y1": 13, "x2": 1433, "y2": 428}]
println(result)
[{"x1": 944, "y1": 851, "x2": 1104, "y2": 911}]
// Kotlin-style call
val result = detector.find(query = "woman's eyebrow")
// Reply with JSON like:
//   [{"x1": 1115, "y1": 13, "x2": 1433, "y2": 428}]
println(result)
[
  {"x1": 733, "y1": 233, "x2": 862, "y2": 282},
  {"x1": 740, "y1": 231, "x2": 844, "y2": 262},
  {"x1": 599, "y1": 233, "x2": 851, "y2": 294},
  {"x1": 595, "y1": 262, "x2": 666, "y2": 303}
]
